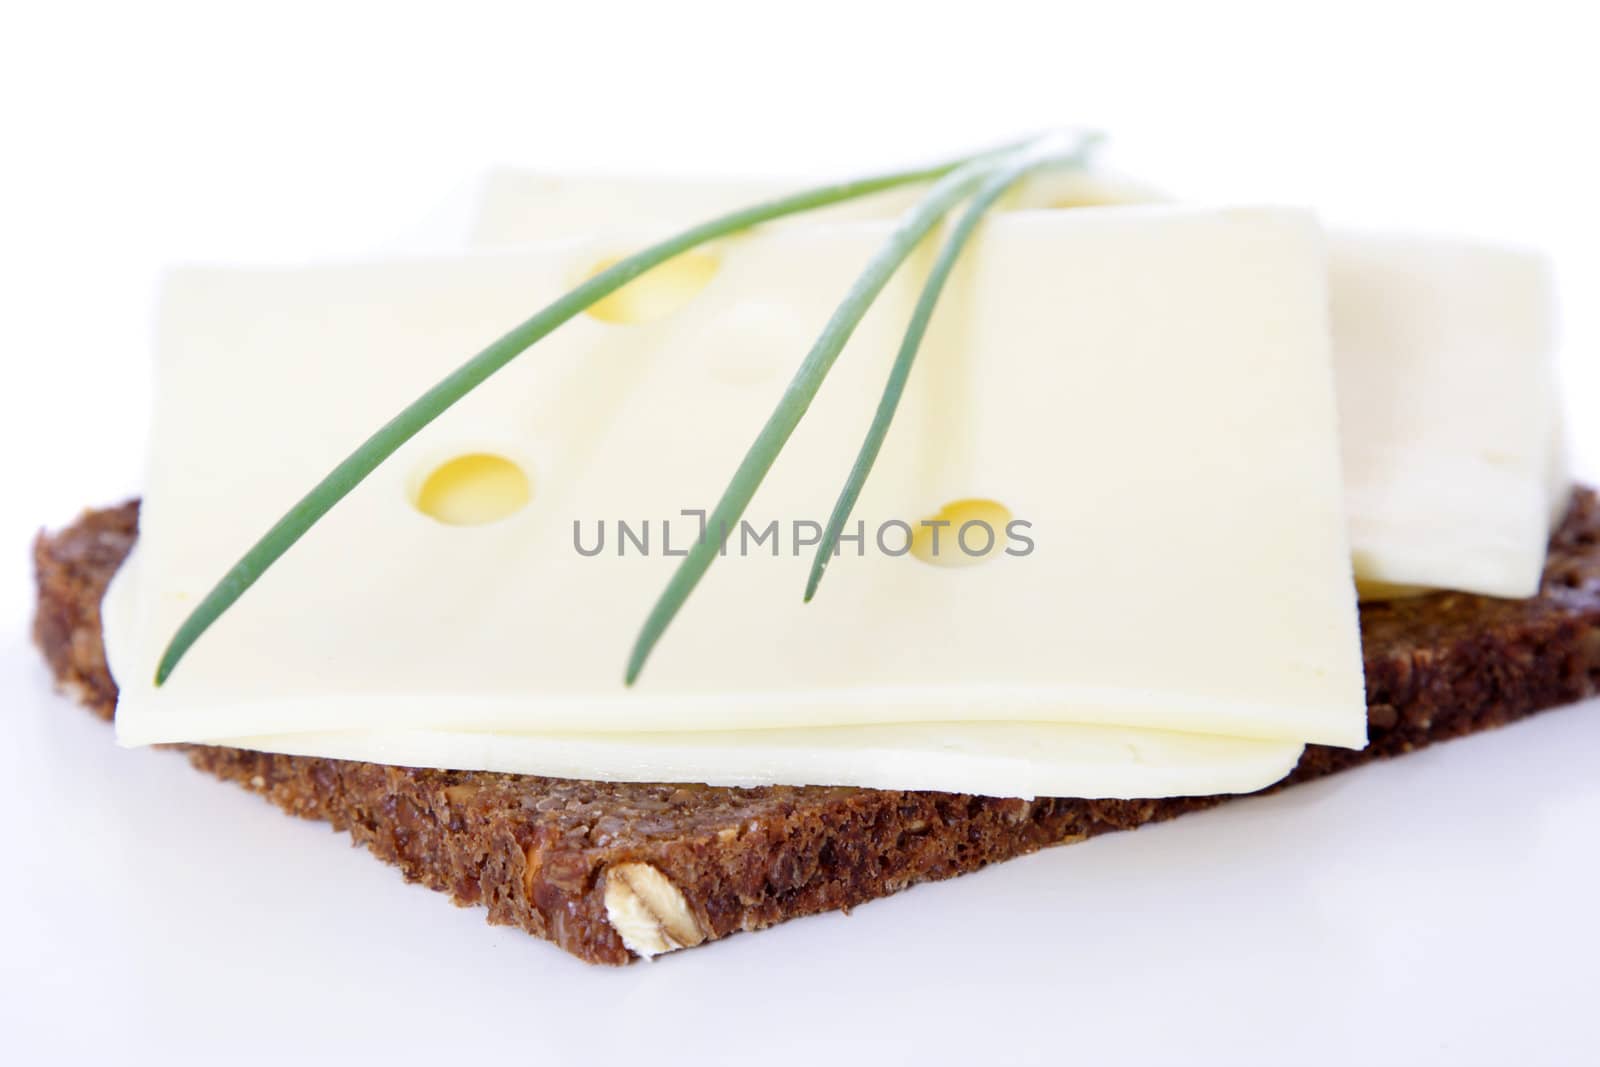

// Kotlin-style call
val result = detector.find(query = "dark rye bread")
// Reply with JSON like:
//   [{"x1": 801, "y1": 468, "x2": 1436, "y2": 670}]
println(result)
[{"x1": 32, "y1": 491, "x2": 1600, "y2": 964}]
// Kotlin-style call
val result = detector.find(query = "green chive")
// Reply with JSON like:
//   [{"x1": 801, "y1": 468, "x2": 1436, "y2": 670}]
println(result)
[
  {"x1": 622, "y1": 131, "x2": 1101, "y2": 685},
  {"x1": 804, "y1": 132, "x2": 1102, "y2": 601},
  {"x1": 154, "y1": 141, "x2": 1028, "y2": 686}
]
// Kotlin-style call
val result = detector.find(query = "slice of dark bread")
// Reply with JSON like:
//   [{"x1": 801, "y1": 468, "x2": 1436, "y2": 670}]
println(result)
[{"x1": 33, "y1": 491, "x2": 1600, "y2": 964}]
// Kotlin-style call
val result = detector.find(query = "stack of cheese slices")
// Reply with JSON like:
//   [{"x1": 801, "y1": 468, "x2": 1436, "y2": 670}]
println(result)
[{"x1": 102, "y1": 168, "x2": 1567, "y2": 800}]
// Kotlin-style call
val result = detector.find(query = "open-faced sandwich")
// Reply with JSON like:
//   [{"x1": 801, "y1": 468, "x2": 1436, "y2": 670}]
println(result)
[{"x1": 34, "y1": 133, "x2": 1598, "y2": 962}]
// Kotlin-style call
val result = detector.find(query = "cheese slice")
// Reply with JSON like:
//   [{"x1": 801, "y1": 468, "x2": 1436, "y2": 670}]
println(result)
[
  {"x1": 475, "y1": 171, "x2": 1567, "y2": 598},
  {"x1": 1331, "y1": 233, "x2": 1566, "y2": 598},
  {"x1": 105, "y1": 546, "x2": 1305, "y2": 799},
  {"x1": 470, "y1": 169, "x2": 1162, "y2": 247},
  {"x1": 106, "y1": 205, "x2": 1365, "y2": 796},
  {"x1": 212, "y1": 726, "x2": 1303, "y2": 799}
]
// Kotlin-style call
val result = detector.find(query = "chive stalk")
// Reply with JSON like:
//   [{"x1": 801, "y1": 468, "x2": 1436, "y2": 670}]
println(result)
[
  {"x1": 623, "y1": 131, "x2": 1100, "y2": 684},
  {"x1": 154, "y1": 142, "x2": 1027, "y2": 685},
  {"x1": 804, "y1": 132, "x2": 1101, "y2": 601}
]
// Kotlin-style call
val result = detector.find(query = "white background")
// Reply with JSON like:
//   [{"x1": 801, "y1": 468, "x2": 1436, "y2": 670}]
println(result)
[{"x1": 2, "y1": 2, "x2": 1596, "y2": 1064}]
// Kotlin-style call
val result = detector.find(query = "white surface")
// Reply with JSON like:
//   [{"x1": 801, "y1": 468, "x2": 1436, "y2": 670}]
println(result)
[{"x1": 2, "y1": 2, "x2": 1597, "y2": 1065}]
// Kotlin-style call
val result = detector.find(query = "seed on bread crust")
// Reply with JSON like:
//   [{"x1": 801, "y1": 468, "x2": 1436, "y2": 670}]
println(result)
[{"x1": 603, "y1": 863, "x2": 708, "y2": 958}]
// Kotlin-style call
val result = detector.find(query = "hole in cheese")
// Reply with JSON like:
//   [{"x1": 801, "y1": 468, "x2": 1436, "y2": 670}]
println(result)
[
  {"x1": 582, "y1": 250, "x2": 719, "y2": 324},
  {"x1": 1031, "y1": 173, "x2": 1158, "y2": 211},
  {"x1": 910, "y1": 499, "x2": 1014, "y2": 568},
  {"x1": 415, "y1": 453, "x2": 531, "y2": 526},
  {"x1": 1048, "y1": 194, "x2": 1122, "y2": 209}
]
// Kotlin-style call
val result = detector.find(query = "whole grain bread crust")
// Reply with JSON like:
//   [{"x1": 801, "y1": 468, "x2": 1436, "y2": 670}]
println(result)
[{"x1": 32, "y1": 491, "x2": 1600, "y2": 963}]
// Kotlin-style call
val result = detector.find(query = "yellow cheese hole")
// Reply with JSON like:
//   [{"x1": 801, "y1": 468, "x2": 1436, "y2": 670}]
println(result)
[
  {"x1": 910, "y1": 499, "x2": 1014, "y2": 568},
  {"x1": 1049, "y1": 194, "x2": 1121, "y2": 209},
  {"x1": 1041, "y1": 175, "x2": 1153, "y2": 210},
  {"x1": 583, "y1": 250, "x2": 720, "y2": 324},
  {"x1": 415, "y1": 454, "x2": 531, "y2": 526}
]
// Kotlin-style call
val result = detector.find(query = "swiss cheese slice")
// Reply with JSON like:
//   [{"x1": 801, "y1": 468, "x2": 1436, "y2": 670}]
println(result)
[
  {"x1": 1330, "y1": 233, "x2": 1566, "y2": 598},
  {"x1": 469, "y1": 169, "x2": 1161, "y2": 247},
  {"x1": 211, "y1": 726, "x2": 1304, "y2": 799},
  {"x1": 106, "y1": 205, "x2": 1365, "y2": 796},
  {"x1": 475, "y1": 171, "x2": 1567, "y2": 598},
  {"x1": 108, "y1": 548, "x2": 1307, "y2": 800}
]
